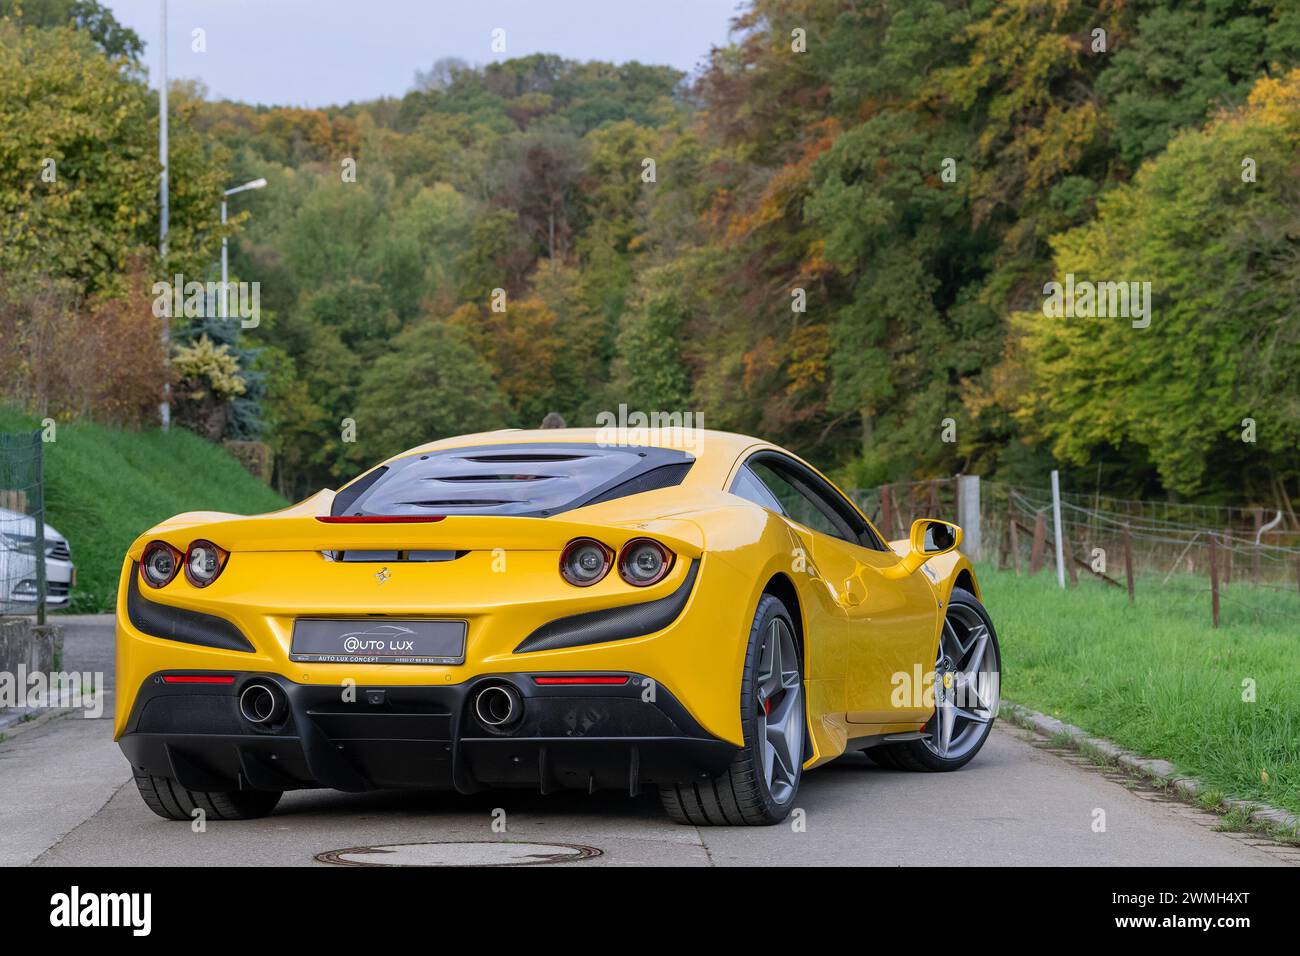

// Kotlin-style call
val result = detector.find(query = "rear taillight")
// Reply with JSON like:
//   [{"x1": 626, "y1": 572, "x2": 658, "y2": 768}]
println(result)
[
  {"x1": 184, "y1": 539, "x2": 229, "y2": 588},
  {"x1": 559, "y1": 538, "x2": 614, "y2": 587},
  {"x1": 533, "y1": 675, "x2": 630, "y2": 686},
  {"x1": 618, "y1": 538, "x2": 674, "y2": 586},
  {"x1": 141, "y1": 541, "x2": 184, "y2": 589},
  {"x1": 162, "y1": 674, "x2": 235, "y2": 684}
]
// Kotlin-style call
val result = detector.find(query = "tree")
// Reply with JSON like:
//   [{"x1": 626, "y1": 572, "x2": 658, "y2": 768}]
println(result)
[
  {"x1": 1098, "y1": 0, "x2": 1300, "y2": 166},
  {"x1": 1015, "y1": 70, "x2": 1300, "y2": 499},
  {"x1": 0, "y1": 21, "x2": 226, "y2": 292},
  {"x1": 354, "y1": 321, "x2": 510, "y2": 462},
  {"x1": 490, "y1": 126, "x2": 589, "y2": 262},
  {"x1": 611, "y1": 263, "x2": 693, "y2": 412},
  {"x1": 0, "y1": 0, "x2": 144, "y2": 59}
]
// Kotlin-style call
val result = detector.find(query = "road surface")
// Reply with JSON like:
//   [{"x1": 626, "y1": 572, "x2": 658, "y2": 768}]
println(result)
[{"x1": 3, "y1": 616, "x2": 1296, "y2": 867}]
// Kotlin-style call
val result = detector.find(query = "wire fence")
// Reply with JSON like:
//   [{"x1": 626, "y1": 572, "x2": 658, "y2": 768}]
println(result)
[
  {"x1": 849, "y1": 476, "x2": 1300, "y2": 628},
  {"x1": 0, "y1": 431, "x2": 48, "y2": 621},
  {"x1": 845, "y1": 478, "x2": 960, "y2": 541}
]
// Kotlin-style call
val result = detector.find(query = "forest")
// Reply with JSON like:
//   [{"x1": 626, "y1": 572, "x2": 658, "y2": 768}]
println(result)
[{"x1": 2, "y1": 0, "x2": 1298, "y2": 512}]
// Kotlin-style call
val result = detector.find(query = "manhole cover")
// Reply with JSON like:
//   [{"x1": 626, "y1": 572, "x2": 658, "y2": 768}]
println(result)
[{"x1": 315, "y1": 841, "x2": 603, "y2": 867}]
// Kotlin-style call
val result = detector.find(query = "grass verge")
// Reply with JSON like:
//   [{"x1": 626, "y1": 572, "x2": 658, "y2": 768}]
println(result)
[{"x1": 979, "y1": 562, "x2": 1300, "y2": 817}]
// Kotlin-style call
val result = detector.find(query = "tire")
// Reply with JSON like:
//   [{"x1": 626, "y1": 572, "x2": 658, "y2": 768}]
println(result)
[
  {"x1": 133, "y1": 770, "x2": 282, "y2": 821},
  {"x1": 864, "y1": 586, "x2": 1000, "y2": 773},
  {"x1": 660, "y1": 594, "x2": 805, "y2": 826}
]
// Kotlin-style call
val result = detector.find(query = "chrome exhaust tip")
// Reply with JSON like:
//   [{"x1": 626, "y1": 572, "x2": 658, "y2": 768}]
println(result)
[
  {"x1": 474, "y1": 684, "x2": 522, "y2": 729},
  {"x1": 239, "y1": 682, "x2": 286, "y2": 725}
]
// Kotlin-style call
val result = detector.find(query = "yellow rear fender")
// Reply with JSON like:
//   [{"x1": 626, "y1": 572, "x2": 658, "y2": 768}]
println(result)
[{"x1": 920, "y1": 550, "x2": 981, "y2": 605}]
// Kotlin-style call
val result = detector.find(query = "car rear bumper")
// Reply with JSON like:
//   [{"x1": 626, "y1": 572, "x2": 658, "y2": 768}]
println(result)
[
  {"x1": 114, "y1": 547, "x2": 759, "y2": 747},
  {"x1": 117, "y1": 670, "x2": 737, "y2": 794}
]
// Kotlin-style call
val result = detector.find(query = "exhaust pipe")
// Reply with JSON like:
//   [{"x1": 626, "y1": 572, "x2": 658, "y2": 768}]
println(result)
[
  {"x1": 239, "y1": 682, "x2": 287, "y2": 725},
  {"x1": 474, "y1": 684, "x2": 522, "y2": 730}
]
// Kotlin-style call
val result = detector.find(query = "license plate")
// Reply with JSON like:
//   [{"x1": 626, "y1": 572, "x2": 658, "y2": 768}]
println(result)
[{"x1": 290, "y1": 619, "x2": 467, "y2": 665}]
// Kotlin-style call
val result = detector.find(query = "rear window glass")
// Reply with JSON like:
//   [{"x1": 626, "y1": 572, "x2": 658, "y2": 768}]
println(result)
[{"x1": 331, "y1": 443, "x2": 694, "y2": 518}]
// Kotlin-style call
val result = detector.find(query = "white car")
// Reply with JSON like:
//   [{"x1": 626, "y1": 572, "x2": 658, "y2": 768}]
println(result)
[{"x1": 0, "y1": 507, "x2": 75, "y2": 610}]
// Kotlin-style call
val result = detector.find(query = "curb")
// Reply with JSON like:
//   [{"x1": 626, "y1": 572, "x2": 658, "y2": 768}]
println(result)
[
  {"x1": 1002, "y1": 701, "x2": 1300, "y2": 840},
  {"x1": 0, "y1": 704, "x2": 81, "y2": 741}
]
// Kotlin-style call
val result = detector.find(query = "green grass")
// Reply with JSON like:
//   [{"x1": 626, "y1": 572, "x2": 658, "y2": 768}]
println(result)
[
  {"x1": 0, "y1": 409, "x2": 286, "y2": 612},
  {"x1": 980, "y1": 562, "x2": 1300, "y2": 817}
]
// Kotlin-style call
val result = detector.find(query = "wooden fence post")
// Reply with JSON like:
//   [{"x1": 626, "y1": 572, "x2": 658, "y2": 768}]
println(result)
[
  {"x1": 1209, "y1": 533, "x2": 1220, "y2": 628},
  {"x1": 1029, "y1": 512, "x2": 1047, "y2": 575},
  {"x1": 880, "y1": 484, "x2": 895, "y2": 539},
  {"x1": 1009, "y1": 506, "x2": 1022, "y2": 575},
  {"x1": 1123, "y1": 523, "x2": 1135, "y2": 604}
]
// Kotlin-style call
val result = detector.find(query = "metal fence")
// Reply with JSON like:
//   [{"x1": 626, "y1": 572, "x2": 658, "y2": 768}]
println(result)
[
  {"x1": 0, "y1": 432, "x2": 47, "y2": 622},
  {"x1": 850, "y1": 475, "x2": 1300, "y2": 627}
]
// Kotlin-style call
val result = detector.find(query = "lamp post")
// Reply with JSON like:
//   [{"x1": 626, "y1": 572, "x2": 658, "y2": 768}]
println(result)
[
  {"x1": 159, "y1": 0, "x2": 170, "y2": 429},
  {"x1": 221, "y1": 178, "x2": 268, "y2": 317}
]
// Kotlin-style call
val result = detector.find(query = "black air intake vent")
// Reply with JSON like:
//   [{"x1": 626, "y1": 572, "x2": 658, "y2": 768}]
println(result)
[
  {"x1": 324, "y1": 550, "x2": 467, "y2": 563},
  {"x1": 515, "y1": 561, "x2": 700, "y2": 653}
]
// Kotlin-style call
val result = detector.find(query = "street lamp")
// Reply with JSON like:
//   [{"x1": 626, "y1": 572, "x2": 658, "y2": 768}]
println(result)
[
  {"x1": 159, "y1": 0, "x2": 169, "y2": 429},
  {"x1": 221, "y1": 178, "x2": 268, "y2": 318}
]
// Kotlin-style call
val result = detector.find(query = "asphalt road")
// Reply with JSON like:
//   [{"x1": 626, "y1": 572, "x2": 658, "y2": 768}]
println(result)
[{"x1": 4, "y1": 616, "x2": 1297, "y2": 867}]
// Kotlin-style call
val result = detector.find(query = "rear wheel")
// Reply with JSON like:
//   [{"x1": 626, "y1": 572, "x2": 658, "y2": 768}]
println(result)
[
  {"x1": 864, "y1": 586, "x2": 1000, "y2": 772},
  {"x1": 133, "y1": 770, "x2": 282, "y2": 821},
  {"x1": 660, "y1": 594, "x2": 805, "y2": 825}
]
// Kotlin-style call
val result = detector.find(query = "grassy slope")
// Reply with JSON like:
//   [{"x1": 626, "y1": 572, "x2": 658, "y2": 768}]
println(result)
[
  {"x1": 979, "y1": 562, "x2": 1300, "y2": 816},
  {"x1": 0, "y1": 409, "x2": 286, "y2": 612}
]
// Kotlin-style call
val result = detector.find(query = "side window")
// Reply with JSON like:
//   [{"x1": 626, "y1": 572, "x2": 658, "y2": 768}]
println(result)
[
  {"x1": 747, "y1": 461, "x2": 852, "y2": 541},
  {"x1": 729, "y1": 465, "x2": 786, "y2": 514},
  {"x1": 743, "y1": 454, "x2": 889, "y2": 551}
]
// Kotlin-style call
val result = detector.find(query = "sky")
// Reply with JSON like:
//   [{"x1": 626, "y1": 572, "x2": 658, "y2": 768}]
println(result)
[{"x1": 103, "y1": 0, "x2": 744, "y2": 106}]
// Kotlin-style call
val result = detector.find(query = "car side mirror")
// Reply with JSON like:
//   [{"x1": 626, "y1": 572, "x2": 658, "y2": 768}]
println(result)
[{"x1": 897, "y1": 519, "x2": 962, "y2": 575}]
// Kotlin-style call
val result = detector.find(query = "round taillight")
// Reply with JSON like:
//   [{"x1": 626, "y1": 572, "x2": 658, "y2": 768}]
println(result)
[
  {"x1": 618, "y1": 538, "x2": 674, "y2": 587},
  {"x1": 184, "y1": 539, "x2": 227, "y2": 588},
  {"x1": 560, "y1": 538, "x2": 613, "y2": 587},
  {"x1": 141, "y1": 541, "x2": 182, "y2": 588}
]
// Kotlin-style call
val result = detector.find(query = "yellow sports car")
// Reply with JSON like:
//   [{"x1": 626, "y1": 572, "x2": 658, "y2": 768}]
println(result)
[{"x1": 115, "y1": 429, "x2": 1000, "y2": 826}]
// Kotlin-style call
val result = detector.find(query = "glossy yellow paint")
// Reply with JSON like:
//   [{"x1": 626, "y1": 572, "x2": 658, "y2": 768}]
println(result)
[{"x1": 114, "y1": 428, "x2": 981, "y2": 774}]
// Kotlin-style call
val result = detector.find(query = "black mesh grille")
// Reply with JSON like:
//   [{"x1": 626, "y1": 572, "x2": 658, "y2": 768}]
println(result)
[
  {"x1": 582, "y1": 463, "x2": 692, "y2": 507},
  {"x1": 331, "y1": 465, "x2": 389, "y2": 516},
  {"x1": 126, "y1": 564, "x2": 255, "y2": 653}
]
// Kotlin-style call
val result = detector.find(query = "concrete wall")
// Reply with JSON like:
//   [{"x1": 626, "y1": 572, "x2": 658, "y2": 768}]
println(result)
[{"x1": 0, "y1": 617, "x2": 63, "y2": 709}]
